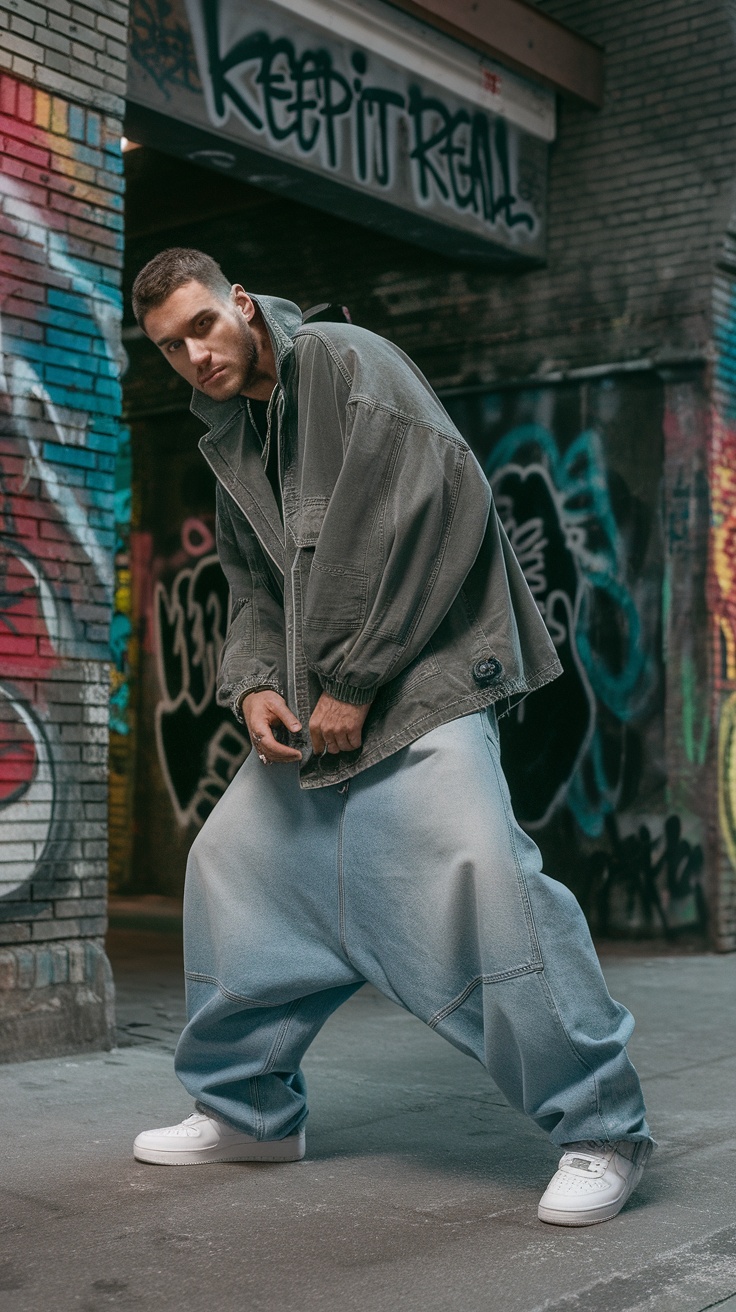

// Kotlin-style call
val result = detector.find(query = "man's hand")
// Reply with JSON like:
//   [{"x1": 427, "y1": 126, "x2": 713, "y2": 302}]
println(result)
[
  {"x1": 309, "y1": 692, "x2": 371, "y2": 756},
  {"x1": 241, "y1": 690, "x2": 303, "y2": 763}
]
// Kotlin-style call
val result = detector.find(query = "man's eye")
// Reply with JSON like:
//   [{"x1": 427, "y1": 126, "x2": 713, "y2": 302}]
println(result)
[
  {"x1": 197, "y1": 317, "x2": 212, "y2": 331},
  {"x1": 166, "y1": 341, "x2": 181, "y2": 354}
]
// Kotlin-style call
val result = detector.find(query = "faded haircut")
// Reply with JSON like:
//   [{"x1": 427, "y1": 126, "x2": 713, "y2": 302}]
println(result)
[{"x1": 131, "y1": 247, "x2": 232, "y2": 328}]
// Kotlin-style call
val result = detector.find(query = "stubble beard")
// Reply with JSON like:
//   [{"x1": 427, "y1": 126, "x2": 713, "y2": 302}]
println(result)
[{"x1": 235, "y1": 318, "x2": 268, "y2": 399}]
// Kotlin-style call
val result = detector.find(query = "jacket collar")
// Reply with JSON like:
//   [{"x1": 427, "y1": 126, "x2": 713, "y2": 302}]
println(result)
[
  {"x1": 189, "y1": 293, "x2": 302, "y2": 432},
  {"x1": 192, "y1": 295, "x2": 303, "y2": 576}
]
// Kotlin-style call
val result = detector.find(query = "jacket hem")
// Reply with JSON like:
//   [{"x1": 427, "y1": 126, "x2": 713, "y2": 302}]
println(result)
[{"x1": 299, "y1": 657, "x2": 563, "y2": 789}]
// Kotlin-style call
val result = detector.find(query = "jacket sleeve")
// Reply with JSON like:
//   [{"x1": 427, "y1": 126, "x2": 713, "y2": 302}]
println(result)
[
  {"x1": 215, "y1": 483, "x2": 288, "y2": 722},
  {"x1": 302, "y1": 399, "x2": 492, "y2": 704}
]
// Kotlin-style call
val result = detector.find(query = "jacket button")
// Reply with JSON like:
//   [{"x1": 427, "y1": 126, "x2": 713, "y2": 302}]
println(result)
[{"x1": 473, "y1": 657, "x2": 503, "y2": 686}]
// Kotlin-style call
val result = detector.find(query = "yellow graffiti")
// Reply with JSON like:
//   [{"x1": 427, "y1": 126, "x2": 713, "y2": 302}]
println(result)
[{"x1": 718, "y1": 691, "x2": 736, "y2": 870}]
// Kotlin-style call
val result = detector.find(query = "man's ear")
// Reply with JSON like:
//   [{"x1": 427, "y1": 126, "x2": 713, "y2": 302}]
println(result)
[{"x1": 231, "y1": 285, "x2": 256, "y2": 321}]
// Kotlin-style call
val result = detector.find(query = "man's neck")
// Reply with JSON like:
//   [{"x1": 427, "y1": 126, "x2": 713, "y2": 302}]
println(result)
[{"x1": 241, "y1": 314, "x2": 278, "y2": 401}]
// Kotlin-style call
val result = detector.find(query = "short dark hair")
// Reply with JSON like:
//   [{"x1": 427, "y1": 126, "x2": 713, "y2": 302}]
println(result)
[{"x1": 131, "y1": 247, "x2": 232, "y2": 328}]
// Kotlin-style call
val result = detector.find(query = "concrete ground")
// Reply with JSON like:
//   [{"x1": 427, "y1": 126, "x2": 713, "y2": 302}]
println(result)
[{"x1": 1, "y1": 931, "x2": 735, "y2": 1312}]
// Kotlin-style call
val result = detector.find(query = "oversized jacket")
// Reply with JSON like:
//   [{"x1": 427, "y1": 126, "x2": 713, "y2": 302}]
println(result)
[{"x1": 192, "y1": 294, "x2": 562, "y2": 789}]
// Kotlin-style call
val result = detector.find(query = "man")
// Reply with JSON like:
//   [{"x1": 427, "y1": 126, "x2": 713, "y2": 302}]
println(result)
[{"x1": 131, "y1": 247, "x2": 653, "y2": 1226}]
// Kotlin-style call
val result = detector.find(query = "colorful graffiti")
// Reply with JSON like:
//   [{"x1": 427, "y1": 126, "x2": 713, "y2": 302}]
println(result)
[
  {"x1": 713, "y1": 279, "x2": 736, "y2": 932},
  {"x1": 0, "y1": 74, "x2": 124, "y2": 906},
  {"x1": 153, "y1": 518, "x2": 248, "y2": 827},
  {"x1": 485, "y1": 423, "x2": 653, "y2": 838},
  {"x1": 443, "y1": 379, "x2": 709, "y2": 935}
]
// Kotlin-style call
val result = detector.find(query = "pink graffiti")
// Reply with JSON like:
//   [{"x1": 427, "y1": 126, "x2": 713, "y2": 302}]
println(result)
[{"x1": 181, "y1": 516, "x2": 215, "y2": 557}]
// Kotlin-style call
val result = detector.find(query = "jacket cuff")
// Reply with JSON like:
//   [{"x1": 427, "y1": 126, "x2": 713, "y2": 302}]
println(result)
[
  {"x1": 222, "y1": 679, "x2": 285, "y2": 725},
  {"x1": 319, "y1": 677, "x2": 376, "y2": 706}
]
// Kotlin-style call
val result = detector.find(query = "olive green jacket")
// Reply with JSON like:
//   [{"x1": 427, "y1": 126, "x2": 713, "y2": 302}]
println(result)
[{"x1": 192, "y1": 294, "x2": 562, "y2": 788}]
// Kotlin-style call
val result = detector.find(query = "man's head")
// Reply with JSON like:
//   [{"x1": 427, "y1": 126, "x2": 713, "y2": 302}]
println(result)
[{"x1": 132, "y1": 247, "x2": 276, "y2": 401}]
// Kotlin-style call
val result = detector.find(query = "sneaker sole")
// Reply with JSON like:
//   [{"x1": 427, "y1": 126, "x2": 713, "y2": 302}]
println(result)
[
  {"x1": 538, "y1": 1163, "x2": 645, "y2": 1227},
  {"x1": 134, "y1": 1132, "x2": 305, "y2": 1166}
]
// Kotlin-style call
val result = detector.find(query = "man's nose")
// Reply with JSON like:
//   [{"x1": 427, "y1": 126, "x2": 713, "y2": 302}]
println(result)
[{"x1": 187, "y1": 338, "x2": 210, "y2": 367}]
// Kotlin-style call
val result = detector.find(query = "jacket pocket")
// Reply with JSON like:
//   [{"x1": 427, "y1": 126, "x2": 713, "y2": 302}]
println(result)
[{"x1": 303, "y1": 555, "x2": 368, "y2": 630}]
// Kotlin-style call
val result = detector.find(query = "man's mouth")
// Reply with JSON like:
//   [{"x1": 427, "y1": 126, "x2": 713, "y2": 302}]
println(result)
[{"x1": 200, "y1": 365, "x2": 226, "y2": 386}]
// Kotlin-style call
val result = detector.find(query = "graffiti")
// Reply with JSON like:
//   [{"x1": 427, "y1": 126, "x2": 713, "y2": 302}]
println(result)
[
  {"x1": 130, "y1": 0, "x2": 201, "y2": 97},
  {"x1": 0, "y1": 75, "x2": 124, "y2": 900},
  {"x1": 153, "y1": 524, "x2": 248, "y2": 827},
  {"x1": 182, "y1": 0, "x2": 538, "y2": 237},
  {"x1": 712, "y1": 275, "x2": 736, "y2": 934},
  {"x1": 110, "y1": 428, "x2": 133, "y2": 737},
  {"x1": 485, "y1": 424, "x2": 653, "y2": 837},
  {"x1": 408, "y1": 86, "x2": 534, "y2": 229},
  {"x1": 587, "y1": 814, "x2": 705, "y2": 937},
  {"x1": 710, "y1": 413, "x2": 736, "y2": 682}
]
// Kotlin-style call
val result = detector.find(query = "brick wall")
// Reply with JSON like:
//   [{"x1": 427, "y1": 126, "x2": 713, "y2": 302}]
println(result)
[
  {"x1": 0, "y1": 0, "x2": 127, "y2": 116},
  {"x1": 0, "y1": 0, "x2": 129, "y2": 1058},
  {"x1": 366, "y1": 0, "x2": 736, "y2": 389}
]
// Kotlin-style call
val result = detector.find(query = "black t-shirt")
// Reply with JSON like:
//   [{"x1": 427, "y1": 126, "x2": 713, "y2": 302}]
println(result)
[{"x1": 248, "y1": 398, "x2": 283, "y2": 522}]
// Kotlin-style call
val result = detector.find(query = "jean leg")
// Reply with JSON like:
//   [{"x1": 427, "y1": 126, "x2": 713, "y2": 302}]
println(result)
[
  {"x1": 175, "y1": 751, "x2": 362, "y2": 1137},
  {"x1": 342, "y1": 710, "x2": 651, "y2": 1148},
  {"x1": 175, "y1": 977, "x2": 362, "y2": 1138}
]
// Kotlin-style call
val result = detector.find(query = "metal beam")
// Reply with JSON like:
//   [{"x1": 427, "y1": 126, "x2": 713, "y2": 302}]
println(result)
[{"x1": 380, "y1": 0, "x2": 604, "y2": 107}]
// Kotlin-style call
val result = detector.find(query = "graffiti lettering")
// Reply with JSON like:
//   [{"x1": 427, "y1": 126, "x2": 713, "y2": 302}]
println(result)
[
  {"x1": 153, "y1": 539, "x2": 248, "y2": 827},
  {"x1": 179, "y1": 0, "x2": 536, "y2": 235},
  {"x1": 408, "y1": 87, "x2": 533, "y2": 229}
]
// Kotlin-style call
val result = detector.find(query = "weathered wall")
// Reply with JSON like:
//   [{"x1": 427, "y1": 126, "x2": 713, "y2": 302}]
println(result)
[
  {"x1": 118, "y1": 1, "x2": 736, "y2": 948},
  {"x1": 0, "y1": 0, "x2": 129, "y2": 1057},
  {"x1": 446, "y1": 369, "x2": 712, "y2": 938},
  {"x1": 390, "y1": 0, "x2": 736, "y2": 386}
]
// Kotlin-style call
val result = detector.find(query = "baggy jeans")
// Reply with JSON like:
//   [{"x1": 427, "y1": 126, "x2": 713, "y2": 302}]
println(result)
[{"x1": 175, "y1": 709, "x2": 652, "y2": 1148}]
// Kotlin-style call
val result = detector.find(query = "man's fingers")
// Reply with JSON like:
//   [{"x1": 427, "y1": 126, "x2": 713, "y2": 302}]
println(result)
[
  {"x1": 250, "y1": 720, "x2": 302, "y2": 763},
  {"x1": 273, "y1": 704, "x2": 302, "y2": 734},
  {"x1": 266, "y1": 742, "x2": 303, "y2": 762},
  {"x1": 310, "y1": 722, "x2": 325, "y2": 756},
  {"x1": 242, "y1": 691, "x2": 303, "y2": 763}
]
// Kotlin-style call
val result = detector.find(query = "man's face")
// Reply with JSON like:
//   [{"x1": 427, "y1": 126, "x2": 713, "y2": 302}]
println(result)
[{"x1": 143, "y1": 280, "x2": 263, "y2": 400}]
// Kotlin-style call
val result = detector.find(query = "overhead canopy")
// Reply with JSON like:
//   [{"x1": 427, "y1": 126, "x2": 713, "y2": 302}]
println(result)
[{"x1": 125, "y1": 0, "x2": 579, "y2": 263}]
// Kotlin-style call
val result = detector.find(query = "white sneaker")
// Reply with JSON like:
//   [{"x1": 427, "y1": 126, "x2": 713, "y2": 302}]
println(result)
[
  {"x1": 133, "y1": 1111, "x2": 306, "y2": 1165},
  {"x1": 538, "y1": 1139, "x2": 652, "y2": 1226}
]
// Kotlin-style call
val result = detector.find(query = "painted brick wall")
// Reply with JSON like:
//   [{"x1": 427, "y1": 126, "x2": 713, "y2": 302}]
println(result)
[
  {"x1": 0, "y1": 0, "x2": 129, "y2": 1057},
  {"x1": 369, "y1": 0, "x2": 736, "y2": 390},
  {"x1": 711, "y1": 244, "x2": 736, "y2": 950}
]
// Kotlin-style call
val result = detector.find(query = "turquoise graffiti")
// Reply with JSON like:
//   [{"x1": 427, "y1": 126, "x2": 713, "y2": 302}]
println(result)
[{"x1": 487, "y1": 425, "x2": 654, "y2": 838}]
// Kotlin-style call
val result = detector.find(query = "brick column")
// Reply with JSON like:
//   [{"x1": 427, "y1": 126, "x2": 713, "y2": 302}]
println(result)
[{"x1": 0, "y1": 0, "x2": 130, "y2": 1058}]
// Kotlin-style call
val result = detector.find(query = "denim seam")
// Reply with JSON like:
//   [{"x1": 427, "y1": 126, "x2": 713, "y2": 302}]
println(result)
[
  {"x1": 427, "y1": 965, "x2": 544, "y2": 1029},
  {"x1": 262, "y1": 998, "x2": 302, "y2": 1076},
  {"x1": 479, "y1": 714, "x2": 543, "y2": 968},
  {"x1": 184, "y1": 971, "x2": 276, "y2": 1007}
]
